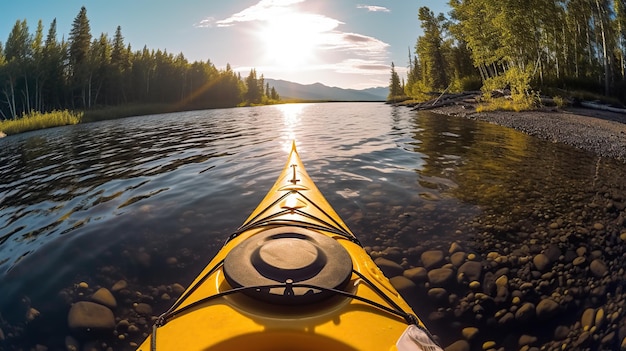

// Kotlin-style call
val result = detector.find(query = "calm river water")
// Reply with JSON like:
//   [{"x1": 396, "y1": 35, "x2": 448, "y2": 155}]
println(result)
[{"x1": 1, "y1": 103, "x2": 626, "y2": 350}]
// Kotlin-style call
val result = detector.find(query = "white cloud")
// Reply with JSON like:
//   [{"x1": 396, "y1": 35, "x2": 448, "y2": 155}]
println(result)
[
  {"x1": 194, "y1": 17, "x2": 216, "y2": 28},
  {"x1": 330, "y1": 59, "x2": 389, "y2": 75},
  {"x1": 216, "y1": 0, "x2": 305, "y2": 27},
  {"x1": 356, "y1": 5, "x2": 390, "y2": 13},
  {"x1": 320, "y1": 32, "x2": 389, "y2": 59},
  {"x1": 209, "y1": 0, "x2": 391, "y2": 80}
]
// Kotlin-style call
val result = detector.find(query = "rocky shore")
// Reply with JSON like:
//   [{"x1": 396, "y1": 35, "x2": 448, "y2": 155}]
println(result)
[
  {"x1": 371, "y1": 102, "x2": 626, "y2": 350},
  {"x1": 427, "y1": 102, "x2": 626, "y2": 162}
]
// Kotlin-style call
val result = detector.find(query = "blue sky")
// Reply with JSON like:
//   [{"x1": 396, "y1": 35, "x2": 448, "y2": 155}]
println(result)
[{"x1": 1, "y1": 0, "x2": 450, "y2": 89}]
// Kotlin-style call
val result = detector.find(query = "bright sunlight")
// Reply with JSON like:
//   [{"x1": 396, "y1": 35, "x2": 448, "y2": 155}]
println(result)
[{"x1": 258, "y1": 13, "x2": 337, "y2": 69}]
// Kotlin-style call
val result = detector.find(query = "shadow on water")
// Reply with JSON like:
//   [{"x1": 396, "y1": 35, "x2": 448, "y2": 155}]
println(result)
[{"x1": 0, "y1": 104, "x2": 625, "y2": 350}]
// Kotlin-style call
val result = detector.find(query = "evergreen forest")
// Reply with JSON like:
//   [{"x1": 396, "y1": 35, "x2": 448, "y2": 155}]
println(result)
[
  {"x1": 391, "y1": 0, "x2": 626, "y2": 105},
  {"x1": 0, "y1": 6, "x2": 279, "y2": 121}
]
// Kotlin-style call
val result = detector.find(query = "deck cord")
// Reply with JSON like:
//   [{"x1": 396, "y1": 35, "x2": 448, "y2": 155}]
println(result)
[
  {"x1": 150, "y1": 261, "x2": 438, "y2": 350},
  {"x1": 227, "y1": 190, "x2": 361, "y2": 246}
]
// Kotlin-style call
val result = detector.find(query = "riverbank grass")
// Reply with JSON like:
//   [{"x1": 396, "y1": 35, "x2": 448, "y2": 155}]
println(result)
[
  {"x1": 0, "y1": 110, "x2": 83, "y2": 136},
  {"x1": 476, "y1": 96, "x2": 537, "y2": 112}
]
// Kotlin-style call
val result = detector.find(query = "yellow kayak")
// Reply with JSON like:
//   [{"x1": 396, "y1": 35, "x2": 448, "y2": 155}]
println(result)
[{"x1": 137, "y1": 142, "x2": 441, "y2": 351}]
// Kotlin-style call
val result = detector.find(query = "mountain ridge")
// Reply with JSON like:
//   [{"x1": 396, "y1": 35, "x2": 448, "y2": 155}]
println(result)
[{"x1": 265, "y1": 79, "x2": 387, "y2": 102}]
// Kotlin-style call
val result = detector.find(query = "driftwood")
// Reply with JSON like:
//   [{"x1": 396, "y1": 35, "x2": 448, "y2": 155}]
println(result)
[
  {"x1": 411, "y1": 92, "x2": 480, "y2": 111},
  {"x1": 579, "y1": 101, "x2": 626, "y2": 114}
]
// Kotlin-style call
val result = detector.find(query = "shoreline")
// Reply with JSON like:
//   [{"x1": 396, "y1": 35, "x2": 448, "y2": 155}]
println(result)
[{"x1": 426, "y1": 103, "x2": 626, "y2": 162}]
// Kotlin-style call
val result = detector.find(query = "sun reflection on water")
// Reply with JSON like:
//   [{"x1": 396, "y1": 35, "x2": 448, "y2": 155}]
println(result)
[{"x1": 276, "y1": 103, "x2": 309, "y2": 152}]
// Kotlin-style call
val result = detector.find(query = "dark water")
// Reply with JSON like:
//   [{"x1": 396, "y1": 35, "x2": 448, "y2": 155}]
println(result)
[{"x1": 1, "y1": 103, "x2": 625, "y2": 350}]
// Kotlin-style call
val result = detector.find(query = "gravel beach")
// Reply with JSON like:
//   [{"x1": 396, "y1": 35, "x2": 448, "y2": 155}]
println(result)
[{"x1": 428, "y1": 103, "x2": 626, "y2": 162}]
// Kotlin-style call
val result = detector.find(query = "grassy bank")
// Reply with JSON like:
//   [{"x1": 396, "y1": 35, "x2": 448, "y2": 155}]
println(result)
[
  {"x1": 0, "y1": 110, "x2": 83, "y2": 136},
  {"x1": 0, "y1": 101, "x2": 292, "y2": 137}
]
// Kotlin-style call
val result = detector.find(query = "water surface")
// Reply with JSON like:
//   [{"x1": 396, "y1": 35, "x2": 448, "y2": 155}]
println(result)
[{"x1": 1, "y1": 103, "x2": 625, "y2": 350}]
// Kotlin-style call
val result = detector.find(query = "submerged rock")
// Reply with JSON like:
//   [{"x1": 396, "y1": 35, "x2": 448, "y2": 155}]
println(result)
[
  {"x1": 91, "y1": 288, "x2": 117, "y2": 309},
  {"x1": 590, "y1": 259, "x2": 608, "y2": 278},
  {"x1": 134, "y1": 302, "x2": 153, "y2": 316},
  {"x1": 68, "y1": 301, "x2": 115, "y2": 331},
  {"x1": 457, "y1": 261, "x2": 482, "y2": 282},
  {"x1": 374, "y1": 257, "x2": 404, "y2": 277},
  {"x1": 403, "y1": 267, "x2": 428, "y2": 284},
  {"x1": 111, "y1": 280, "x2": 128, "y2": 292},
  {"x1": 444, "y1": 340, "x2": 470, "y2": 351},
  {"x1": 428, "y1": 268, "x2": 455, "y2": 288},
  {"x1": 421, "y1": 250, "x2": 445, "y2": 269},
  {"x1": 536, "y1": 298, "x2": 559, "y2": 320}
]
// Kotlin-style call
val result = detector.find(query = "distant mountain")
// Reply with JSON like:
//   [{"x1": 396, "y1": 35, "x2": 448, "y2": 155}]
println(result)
[{"x1": 265, "y1": 79, "x2": 387, "y2": 101}]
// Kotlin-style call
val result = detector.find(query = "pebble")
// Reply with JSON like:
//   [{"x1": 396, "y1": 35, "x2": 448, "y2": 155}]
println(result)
[
  {"x1": 532, "y1": 254, "x2": 551, "y2": 272},
  {"x1": 111, "y1": 280, "x2": 128, "y2": 291},
  {"x1": 449, "y1": 242, "x2": 463, "y2": 254},
  {"x1": 91, "y1": 288, "x2": 117, "y2": 308},
  {"x1": 26, "y1": 307, "x2": 40, "y2": 321},
  {"x1": 390, "y1": 276, "x2": 420, "y2": 307},
  {"x1": 589, "y1": 259, "x2": 608, "y2": 278},
  {"x1": 404, "y1": 267, "x2": 428, "y2": 283},
  {"x1": 515, "y1": 302, "x2": 535, "y2": 322},
  {"x1": 468, "y1": 281, "x2": 481, "y2": 290},
  {"x1": 374, "y1": 257, "x2": 404, "y2": 277},
  {"x1": 457, "y1": 261, "x2": 482, "y2": 282},
  {"x1": 170, "y1": 283, "x2": 185, "y2": 295},
  {"x1": 445, "y1": 340, "x2": 470, "y2": 351},
  {"x1": 428, "y1": 268, "x2": 455, "y2": 288},
  {"x1": 482, "y1": 340, "x2": 496, "y2": 350},
  {"x1": 461, "y1": 327, "x2": 478, "y2": 340},
  {"x1": 421, "y1": 250, "x2": 445, "y2": 269},
  {"x1": 65, "y1": 336, "x2": 79, "y2": 351},
  {"x1": 427, "y1": 288, "x2": 448, "y2": 302},
  {"x1": 450, "y1": 252, "x2": 466, "y2": 267},
  {"x1": 133, "y1": 303, "x2": 153, "y2": 316},
  {"x1": 116, "y1": 319, "x2": 130, "y2": 330},
  {"x1": 536, "y1": 298, "x2": 559, "y2": 320},
  {"x1": 554, "y1": 325, "x2": 570, "y2": 340},
  {"x1": 519, "y1": 334, "x2": 538, "y2": 346}
]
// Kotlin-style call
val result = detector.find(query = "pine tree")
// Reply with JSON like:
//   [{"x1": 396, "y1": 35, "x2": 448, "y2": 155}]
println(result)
[
  {"x1": 245, "y1": 69, "x2": 262, "y2": 104},
  {"x1": 41, "y1": 18, "x2": 65, "y2": 111},
  {"x1": 417, "y1": 7, "x2": 448, "y2": 91},
  {"x1": 388, "y1": 62, "x2": 403, "y2": 101},
  {"x1": 68, "y1": 6, "x2": 92, "y2": 107},
  {"x1": 2, "y1": 20, "x2": 32, "y2": 118},
  {"x1": 68, "y1": 7, "x2": 91, "y2": 70}
]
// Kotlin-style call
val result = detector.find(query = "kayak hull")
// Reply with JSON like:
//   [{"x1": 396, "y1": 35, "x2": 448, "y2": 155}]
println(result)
[{"x1": 137, "y1": 142, "x2": 437, "y2": 351}]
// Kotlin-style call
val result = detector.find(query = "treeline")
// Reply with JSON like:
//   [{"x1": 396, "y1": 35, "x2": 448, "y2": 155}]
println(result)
[
  {"x1": 392, "y1": 0, "x2": 626, "y2": 103},
  {"x1": 0, "y1": 6, "x2": 279, "y2": 120}
]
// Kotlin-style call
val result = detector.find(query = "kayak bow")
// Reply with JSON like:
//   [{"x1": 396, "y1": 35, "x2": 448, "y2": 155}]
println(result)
[{"x1": 138, "y1": 141, "x2": 441, "y2": 351}]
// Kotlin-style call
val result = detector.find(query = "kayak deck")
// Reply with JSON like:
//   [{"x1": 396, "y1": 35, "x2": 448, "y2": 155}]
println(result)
[{"x1": 137, "y1": 142, "x2": 440, "y2": 351}]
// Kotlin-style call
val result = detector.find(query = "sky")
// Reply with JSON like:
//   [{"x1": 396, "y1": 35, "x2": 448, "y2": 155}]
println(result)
[{"x1": 0, "y1": 0, "x2": 451, "y2": 89}]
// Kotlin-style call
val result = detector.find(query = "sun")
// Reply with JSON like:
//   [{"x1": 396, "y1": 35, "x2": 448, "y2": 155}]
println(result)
[{"x1": 258, "y1": 13, "x2": 332, "y2": 69}]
